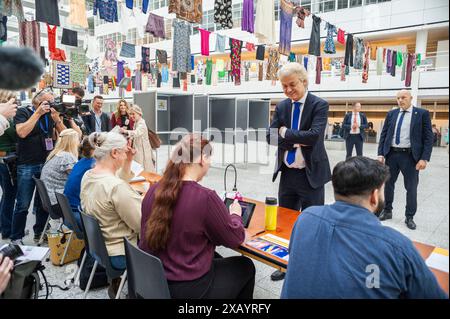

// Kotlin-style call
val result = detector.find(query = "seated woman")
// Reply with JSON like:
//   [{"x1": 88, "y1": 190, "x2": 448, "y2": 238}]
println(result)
[
  {"x1": 41, "y1": 129, "x2": 80, "y2": 221},
  {"x1": 80, "y1": 131, "x2": 141, "y2": 274},
  {"x1": 111, "y1": 99, "x2": 134, "y2": 130},
  {"x1": 140, "y1": 134, "x2": 255, "y2": 299},
  {"x1": 121, "y1": 104, "x2": 155, "y2": 172},
  {"x1": 63, "y1": 137, "x2": 96, "y2": 230}
]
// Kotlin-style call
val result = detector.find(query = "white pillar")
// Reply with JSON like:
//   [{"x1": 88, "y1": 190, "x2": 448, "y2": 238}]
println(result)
[
  {"x1": 411, "y1": 30, "x2": 427, "y2": 108},
  {"x1": 415, "y1": 30, "x2": 428, "y2": 58}
]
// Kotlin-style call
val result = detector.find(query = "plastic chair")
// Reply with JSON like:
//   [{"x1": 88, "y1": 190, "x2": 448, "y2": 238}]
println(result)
[
  {"x1": 80, "y1": 213, "x2": 127, "y2": 299},
  {"x1": 32, "y1": 177, "x2": 62, "y2": 246},
  {"x1": 55, "y1": 192, "x2": 86, "y2": 282},
  {"x1": 124, "y1": 237, "x2": 171, "y2": 299}
]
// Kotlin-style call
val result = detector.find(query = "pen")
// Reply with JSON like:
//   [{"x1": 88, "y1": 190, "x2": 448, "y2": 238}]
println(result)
[{"x1": 253, "y1": 230, "x2": 266, "y2": 237}]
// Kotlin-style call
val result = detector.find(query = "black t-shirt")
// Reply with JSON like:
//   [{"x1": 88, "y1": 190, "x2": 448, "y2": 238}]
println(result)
[{"x1": 14, "y1": 106, "x2": 55, "y2": 165}]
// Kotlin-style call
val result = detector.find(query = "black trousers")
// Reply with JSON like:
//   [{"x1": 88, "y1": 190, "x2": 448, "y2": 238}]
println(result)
[
  {"x1": 168, "y1": 256, "x2": 255, "y2": 299},
  {"x1": 344, "y1": 34, "x2": 354, "y2": 67},
  {"x1": 384, "y1": 150, "x2": 419, "y2": 217},
  {"x1": 345, "y1": 134, "x2": 364, "y2": 158},
  {"x1": 278, "y1": 165, "x2": 325, "y2": 211}
]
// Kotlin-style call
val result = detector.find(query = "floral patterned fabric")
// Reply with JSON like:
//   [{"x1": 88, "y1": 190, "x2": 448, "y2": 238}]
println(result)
[
  {"x1": 169, "y1": 0, "x2": 202, "y2": 24},
  {"x1": 229, "y1": 38, "x2": 243, "y2": 85},
  {"x1": 214, "y1": 0, "x2": 233, "y2": 29},
  {"x1": 353, "y1": 37, "x2": 364, "y2": 70},
  {"x1": 362, "y1": 43, "x2": 370, "y2": 83},
  {"x1": 141, "y1": 47, "x2": 151, "y2": 73},
  {"x1": 172, "y1": 20, "x2": 192, "y2": 73},
  {"x1": 70, "y1": 52, "x2": 87, "y2": 84},
  {"x1": 324, "y1": 22, "x2": 337, "y2": 54},
  {"x1": 266, "y1": 47, "x2": 280, "y2": 81}
]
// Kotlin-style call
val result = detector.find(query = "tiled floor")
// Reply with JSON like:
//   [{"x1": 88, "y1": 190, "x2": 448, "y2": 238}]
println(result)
[{"x1": 1, "y1": 143, "x2": 448, "y2": 299}]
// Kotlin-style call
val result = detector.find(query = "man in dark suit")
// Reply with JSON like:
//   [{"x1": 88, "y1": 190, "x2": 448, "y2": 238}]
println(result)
[
  {"x1": 378, "y1": 90, "x2": 434, "y2": 230},
  {"x1": 82, "y1": 95, "x2": 111, "y2": 134},
  {"x1": 342, "y1": 102, "x2": 368, "y2": 158},
  {"x1": 267, "y1": 63, "x2": 331, "y2": 281}
]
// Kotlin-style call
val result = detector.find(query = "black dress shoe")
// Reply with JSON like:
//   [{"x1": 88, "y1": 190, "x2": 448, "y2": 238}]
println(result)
[
  {"x1": 378, "y1": 210, "x2": 393, "y2": 221},
  {"x1": 405, "y1": 218, "x2": 417, "y2": 230},
  {"x1": 270, "y1": 270, "x2": 285, "y2": 281}
]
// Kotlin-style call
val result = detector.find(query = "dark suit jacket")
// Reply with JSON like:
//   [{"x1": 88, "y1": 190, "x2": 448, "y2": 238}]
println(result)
[
  {"x1": 378, "y1": 107, "x2": 434, "y2": 162},
  {"x1": 342, "y1": 112, "x2": 368, "y2": 140},
  {"x1": 82, "y1": 111, "x2": 112, "y2": 134},
  {"x1": 267, "y1": 93, "x2": 332, "y2": 189}
]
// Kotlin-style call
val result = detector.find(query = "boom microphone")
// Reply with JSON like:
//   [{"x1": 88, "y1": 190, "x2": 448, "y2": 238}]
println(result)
[{"x1": 0, "y1": 46, "x2": 45, "y2": 90}]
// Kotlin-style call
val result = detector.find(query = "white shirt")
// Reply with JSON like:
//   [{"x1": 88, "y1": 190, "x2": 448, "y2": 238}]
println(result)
[
  {"x1": 119, "y1": 3, "x2": 133, "y2": 36},
  {"x1": 133, "y1": 8, "x2": 148, "y2": 39},
  {"x1": 280, "y1": 92, "x2": 308, "y2": 169},
  {"x1": 391, "y1": 106, "x2": 413, "y2": 148},
  {"x1": 350, "y1": 112, "x2": 361, "y2": 135}
]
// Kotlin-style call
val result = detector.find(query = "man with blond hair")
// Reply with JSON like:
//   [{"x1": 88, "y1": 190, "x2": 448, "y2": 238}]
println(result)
[
  {"x1": 267, "y1": 62, "x2": 331, "y2": 281},
  {"x1": 377, "y1": 89, "x2": 434, "y2": 230}
]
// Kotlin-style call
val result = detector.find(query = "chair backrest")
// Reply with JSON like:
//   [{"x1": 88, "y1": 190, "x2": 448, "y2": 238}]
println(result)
[
  {"x1": 55, "y1": 192, "x2": 84, "y2": 240},
  {"x1": 124, "y1": 238, "x2": 171, "y2": 299},
  {"x1": 80, "y1": 213, "x2": 123, "y2": 280},
  {"x1": 32, "y1": 176, "x2": 60, "y2": 220}
]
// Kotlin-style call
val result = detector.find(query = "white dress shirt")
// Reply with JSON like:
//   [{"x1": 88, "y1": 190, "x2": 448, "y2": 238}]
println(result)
[
  {"x1": 391, "y1": 106, "x2": 413, "y2": 148},
  {"x1": 280, "y1": 92, "x2": 308, "y2": 169},
  {"x1": 350, "y1": 112, "x2": 361, "y2": 135}
]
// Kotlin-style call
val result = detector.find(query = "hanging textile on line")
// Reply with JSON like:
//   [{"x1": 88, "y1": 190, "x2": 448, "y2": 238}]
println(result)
[{"x1": 169, "y1": 0, "x2": 203, "y2": 24}]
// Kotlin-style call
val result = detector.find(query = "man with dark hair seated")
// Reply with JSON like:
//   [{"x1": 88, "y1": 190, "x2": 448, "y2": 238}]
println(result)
[{"x1": 281, "y1": 157, "x2": 447, "y2": 299}]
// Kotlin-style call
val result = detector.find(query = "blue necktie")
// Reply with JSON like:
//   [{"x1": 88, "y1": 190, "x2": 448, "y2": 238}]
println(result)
[
  {"x1": 287, "y1": 102, "x2": 301, "y2": 165},
  {"x1": 395, "y1": 110, "x2": 407, "y2": 145}
]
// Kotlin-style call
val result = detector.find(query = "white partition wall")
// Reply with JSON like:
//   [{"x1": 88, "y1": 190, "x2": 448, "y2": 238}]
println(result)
[
  {"x1": 194, "y1": 94, "x2": 209, "y2": 134},
  {"x1": 235, "y1": 99, "x2": 249, "y2": 165},
  {"x1": 209, "y1": 97, "x2": 237, "y2": 166},
  {"x1": 134, "y1": 91, "x2": 195, "y2": 172},
  {"x1": 248, "y1": 99, "x2": 271, "y2": 165}
]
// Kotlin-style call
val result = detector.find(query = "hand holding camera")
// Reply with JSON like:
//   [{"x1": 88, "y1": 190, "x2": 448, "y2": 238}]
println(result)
[
  {"x1": 0, "y1": 98, "x2": 18, "y2": 119},
  {"x1": 50, "y1": 95, "x2": 91, "y2": 119},
  {"x1": 0, "y1": 254, "x2": 14, "y2": 294},
  {"x1": 36, "y1": 101, "x2": 51, "y2": 116}
]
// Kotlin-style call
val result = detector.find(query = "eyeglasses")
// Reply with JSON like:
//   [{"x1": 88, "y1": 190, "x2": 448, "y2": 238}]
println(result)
[{"x1": 34, "y1": 88, "x2": 54, "y2": 100}]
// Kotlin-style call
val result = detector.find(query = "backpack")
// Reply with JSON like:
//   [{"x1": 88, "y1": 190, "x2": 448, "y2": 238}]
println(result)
[
  {"x1": 77, "y1": 248, "x2": 109, "y2": 291},
  {"x1": 0, "y1": 260, "x2": 44, "y2": 299}
]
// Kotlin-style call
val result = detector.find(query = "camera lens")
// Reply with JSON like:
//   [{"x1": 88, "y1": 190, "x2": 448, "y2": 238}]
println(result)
[{"x1": 0, "y1": 244, "x2": 23, "y2": 261}]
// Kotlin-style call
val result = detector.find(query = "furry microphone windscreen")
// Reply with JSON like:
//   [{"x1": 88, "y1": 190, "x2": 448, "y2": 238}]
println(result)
[{"x1": 0, "y1": 47, "x2": 45, "y2": 90}]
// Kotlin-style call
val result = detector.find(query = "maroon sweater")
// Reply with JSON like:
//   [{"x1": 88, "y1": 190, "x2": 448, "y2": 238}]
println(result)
[{"x1": 140, "y1": 181, "x2": 245, "y2": 281}]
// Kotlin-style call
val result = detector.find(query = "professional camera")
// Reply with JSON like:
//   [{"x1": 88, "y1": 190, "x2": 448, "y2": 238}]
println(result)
[
  {"x1": 0, "y1": 244, "x2": 24, "y2": 261},
  {"x1": 49, "y1": 95, "x2": 91, "y2": 118}
]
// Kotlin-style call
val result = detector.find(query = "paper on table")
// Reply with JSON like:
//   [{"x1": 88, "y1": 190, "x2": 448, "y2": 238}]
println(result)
[
  {"x1": 131, "y1": 160, "x2": 144, "y2": 176},
  {"x1": 0, "y1": 244, "x2": 49, "y2": 265},
  {"x1": 130, "y1": 175, "x2": 146, "y2": 182},
  {"x1": 426, "y1": 247, "x2": 449, "y2": 273},
  {"x1": 259, "y1": 234, "x2": 290, "y2": 249},
  {"x1": 19, "y1": 245, "x2": 49, "y2": 262}
]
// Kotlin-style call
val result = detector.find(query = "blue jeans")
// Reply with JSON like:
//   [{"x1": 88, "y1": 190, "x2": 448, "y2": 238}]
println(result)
[
  {"x1": 10, "y1": 164, "x2": 48, "y2": 240},
  {"x1": 0, "y1": 163, "x2": 17, "y2": 238},
  {"x1": 65, "y1": 205, "x2": 83, "y2": 232},
  {"x1": 110, "y1": 255, "x2": 126, "y2": 271}
]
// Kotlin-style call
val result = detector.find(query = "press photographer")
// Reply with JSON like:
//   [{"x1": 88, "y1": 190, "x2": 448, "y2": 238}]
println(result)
[{"x1": 10, "y1": 89, "x2": 67, "y2": 245}]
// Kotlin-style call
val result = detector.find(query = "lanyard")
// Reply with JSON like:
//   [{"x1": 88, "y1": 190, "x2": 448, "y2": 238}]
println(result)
[
  {"x1": 95, "y1": 114, "x2": 102, "y2": 130},
  {"x1": 31, "y1": 107, "x2": 49, "y2": 135}
]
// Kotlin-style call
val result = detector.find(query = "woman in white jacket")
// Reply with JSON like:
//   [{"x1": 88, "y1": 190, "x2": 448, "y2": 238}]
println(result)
[{"x1": 122, "y1": 104, "x2": 155, "y2": 172}]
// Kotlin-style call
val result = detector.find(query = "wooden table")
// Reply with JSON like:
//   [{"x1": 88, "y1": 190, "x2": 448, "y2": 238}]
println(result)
[
  {"x1": 131, "y1": 176, "x2": 448, "y2": 295},
  {"x1": 129, "y1": 171, "x2": 162, "y2": 194},
  {"x1": 238, "y1": 198, "x2": 449, "y2": 295}
]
